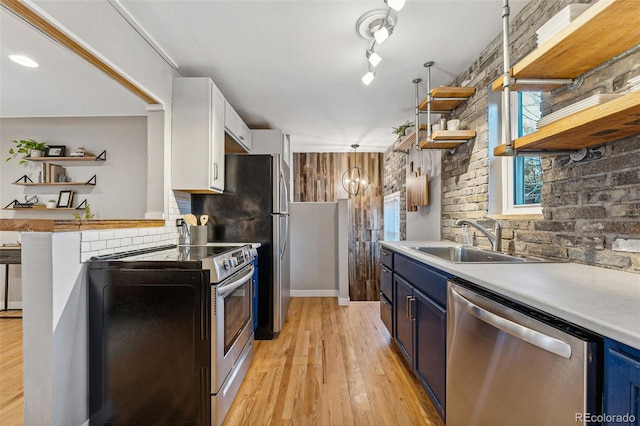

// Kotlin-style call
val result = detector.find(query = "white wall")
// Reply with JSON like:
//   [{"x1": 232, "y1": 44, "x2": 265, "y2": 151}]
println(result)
[
  {"x1": 1, "y1": 116, "x2": 148, "y2": 220},
  {"x1": 290, "y1": 202, "x2": 339, "y2": 297},
  {"x1": 406, "y1": 148, "x2": 442, "y2": 241}
]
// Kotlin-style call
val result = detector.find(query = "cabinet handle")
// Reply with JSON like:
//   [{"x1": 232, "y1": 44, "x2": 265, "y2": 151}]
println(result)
[
  {"x1": 407, "y1": 296, "x2": 416, "y2": 321},
  {"x1": 239, "y1": 135, "x2": 245, "y2": 140},
  {"x1": 381, "y1": 251, "x2": 389, "y2": 257},
  {"x1": 214, "y1": 163, "x2": 218, "y2": 180}
]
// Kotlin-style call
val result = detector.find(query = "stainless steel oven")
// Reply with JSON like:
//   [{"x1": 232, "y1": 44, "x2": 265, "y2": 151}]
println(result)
[
  {"x1": 88, "y1": 243, "x2": 258, "y2": 426},
  {"x1": 211, "y1": 262, "x2": 255, "y2": 426}
]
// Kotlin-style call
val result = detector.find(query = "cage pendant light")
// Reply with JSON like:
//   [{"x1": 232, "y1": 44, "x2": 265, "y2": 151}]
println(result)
[{"x1": 342, "y1": 144, "x2": 370, "y2": 196}]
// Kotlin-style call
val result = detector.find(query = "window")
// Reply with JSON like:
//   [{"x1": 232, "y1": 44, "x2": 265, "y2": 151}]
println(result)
[
  {"x1": 494, "y1": 91, "x2": 543, "y2": 215},
  {"x1": 514, "y1": 92, "x2": 543, "y2": 206},
  {"x1": 383, "y1": 192, "x2": 400, "y2": 241}
]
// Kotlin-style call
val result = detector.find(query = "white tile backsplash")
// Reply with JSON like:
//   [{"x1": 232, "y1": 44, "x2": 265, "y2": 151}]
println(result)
[{"x1": 80, "y1": 226, "x2": 178, "y2": 262}]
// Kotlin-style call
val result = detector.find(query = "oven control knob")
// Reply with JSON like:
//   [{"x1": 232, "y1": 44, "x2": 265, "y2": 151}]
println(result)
[
  {"x1": 244, "y1": 249, "x2": 252, "y2": 259},
  {"x1": 223, "y1": 259, "x2": 232, "y2": 270},
  {"x1": 231, "y1": 258, "x2": 239, "y2": 267},
  {"x1": 251, "y1": 248, "x2": 258, "y2": 257}
]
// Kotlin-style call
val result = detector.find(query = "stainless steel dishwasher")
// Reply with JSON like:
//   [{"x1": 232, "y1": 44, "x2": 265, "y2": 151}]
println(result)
[{"x1": 446, "y1": 280, "x2": 602, "y2": 426}]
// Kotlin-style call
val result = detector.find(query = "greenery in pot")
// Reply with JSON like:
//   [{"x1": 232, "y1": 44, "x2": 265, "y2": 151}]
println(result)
[
  {"x1": 6, "y1": 139, "x2": 48, "y2": 164},
  {"x1": 73, "y1": 202, "x2": 96, "y2": 220},
  {"x1": 392, "y1": 121, "x2": 413, "y2": 138}
]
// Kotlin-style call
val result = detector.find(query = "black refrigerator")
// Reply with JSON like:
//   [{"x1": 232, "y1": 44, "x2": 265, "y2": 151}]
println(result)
[{"x1": 192, "y1": 154, "x2": 290, "y2": 340}]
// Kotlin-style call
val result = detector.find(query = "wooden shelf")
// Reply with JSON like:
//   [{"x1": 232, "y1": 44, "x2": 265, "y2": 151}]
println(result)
[
  {"x1": 3, "y1": 207, "x2": 77, "y2": 211},
  {"x1": 494, "y1": 90, "x2": 640, "y2": 155},
  {"x1": 418, "y1": 130, "x2": 476, "y2": 150},
  {"x1": 13, "y1": 182, "x2": 93, "y2": 186},
  {"x1": 26, "y1": 155, "x2": 99, "y2": 161},
  {"x1": 419, "y1": 86, "x2": 476, "y2": 111},
  {"x1": 393, "y1": 125, "x2": 427, "y2": 152},
  {"x1": 492, "y1": 0, "x2": 640, "y2": 91}
]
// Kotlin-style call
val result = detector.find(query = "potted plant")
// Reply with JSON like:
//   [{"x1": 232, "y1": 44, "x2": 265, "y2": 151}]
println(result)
[
  {"x1": 46, "y1": 199, "x2": 57, "y2": 209},
  {"x1": 392, "y1": 121, "x2": 413, "y2": 139},
  {"x1": 6, "y1": 139, "x2": 48, "y2": 164}
]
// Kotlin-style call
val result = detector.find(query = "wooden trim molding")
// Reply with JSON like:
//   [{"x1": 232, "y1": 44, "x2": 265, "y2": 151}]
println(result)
[
  {"x1": 0, "y1": 219, "x2": 165, "y2": 232},
  {"x1": 0, "y1": 0, "x2": 161, "y2": 105}
]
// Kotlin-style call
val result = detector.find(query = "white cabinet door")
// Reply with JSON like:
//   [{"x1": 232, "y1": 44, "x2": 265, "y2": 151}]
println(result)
[
  {"x1": 224, "y1": 102, "x2": 252, "y2": 151},
  {"x1": 210, "y1": 85, "x2": 225, "y2": 191},
  {"x1": 251, "y1": 129, "x2": 290, "y2": 167},
  {"x1": 171, "y1": 77, "x2": 224, "y2": 193}
]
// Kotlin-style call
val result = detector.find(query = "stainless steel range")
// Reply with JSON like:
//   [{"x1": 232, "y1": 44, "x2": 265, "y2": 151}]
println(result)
[{"x1": 88, "y1": 243, "x2": 257, "y2": 426}]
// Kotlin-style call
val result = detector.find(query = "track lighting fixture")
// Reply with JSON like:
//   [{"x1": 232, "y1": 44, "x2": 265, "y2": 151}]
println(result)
[
  {"x1": 366, "y1": 49, "x2": 382, "y2": 67},
  {"x1": 355, "y1": 2, "x2": 402, "y2": 85}
]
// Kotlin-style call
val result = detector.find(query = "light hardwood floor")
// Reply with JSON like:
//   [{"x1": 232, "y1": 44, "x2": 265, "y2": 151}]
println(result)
[
  {"x1": 0, "y1": 299, "x2": 443, "y2": 426},
  {"x1": 224, "y1": 298, "x2": 443, "y2": 426},
  {"x1": 0, "y1": 314, "x2": 23, "y2": 426}
]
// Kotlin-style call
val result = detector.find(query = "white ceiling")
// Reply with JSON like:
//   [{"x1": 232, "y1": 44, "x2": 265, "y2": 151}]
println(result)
[{"x1": 0, "y1": 0, "x2": 529, "y2": 152}]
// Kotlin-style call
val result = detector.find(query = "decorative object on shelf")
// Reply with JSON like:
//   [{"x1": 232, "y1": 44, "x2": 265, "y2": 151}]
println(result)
[
  {"x1": 341, "y1": 144, "x2": 369, "y2": 196},
  {"x1": 45, "y1": 145, "x2": 66, "y2": 157},
  {"x1": 392, "y1": 121, "x2": 413, "y2": 139},
  {"x1": 46, "y1": 200, "x2": 57, "y2": 209},
  {"x1": 355, "y1": 1, "x2": 404, "y2": 85},
  {"x1": 406, "y1": 166, "x2": 429, "y2": 211},
  {"x1": 57, "y1": 190, "x2": 74, "y2": 208},
  {"x1": 5, "y1": 139, "x2": 48, "y2": 164},
  {"x1": 73, "y1": 201, "x2": 95, "y2": 219},
  {"x1": 70, "y1": 147, "x2": 90, "y2": 157}
]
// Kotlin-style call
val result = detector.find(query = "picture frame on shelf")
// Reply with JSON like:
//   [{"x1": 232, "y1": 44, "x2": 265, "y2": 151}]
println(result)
[
  {"x1": 57, "y1": 190, "x2": 74, "y2": 208},
  {"x1": 46, "y1": 145, "x2": 66, "y2": 157}
]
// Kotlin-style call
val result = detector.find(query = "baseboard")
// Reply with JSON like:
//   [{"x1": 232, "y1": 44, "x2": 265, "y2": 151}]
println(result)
[
  {"x1": 1, "y1": 302, "x2": 23, "y2": 310},
  {"x1": 337, "y1": 297, "x2": 350, "y2": 306},
  {"x1": 290, "y1": 289, "x2": 339, "y2": 298}
]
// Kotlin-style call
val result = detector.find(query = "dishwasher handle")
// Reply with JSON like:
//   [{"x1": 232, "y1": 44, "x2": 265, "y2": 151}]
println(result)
[{"x1": 450, "y1": 287, "x2": 572, "y2": 359}]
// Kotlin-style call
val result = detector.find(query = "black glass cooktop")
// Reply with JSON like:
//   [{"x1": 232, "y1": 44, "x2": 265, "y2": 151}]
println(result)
[{"x1": 90, "y1": 244, "x2": 246, "y2": 262}]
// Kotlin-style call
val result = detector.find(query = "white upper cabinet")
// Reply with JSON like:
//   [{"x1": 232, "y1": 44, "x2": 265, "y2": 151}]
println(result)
[
  {"x1": 171, "y1": 77, "x2": 225, "y2": 193},
  {"x1": 224, "y1": 102, "x2": 252, "y2": 152},
  {"x1": 251, "y1": 129, "x2": 291, "y2": 168}
]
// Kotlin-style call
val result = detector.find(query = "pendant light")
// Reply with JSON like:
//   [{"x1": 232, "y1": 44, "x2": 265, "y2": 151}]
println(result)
[{"x1": 342, "y1": 144, "x2": 370, "y2": 196}]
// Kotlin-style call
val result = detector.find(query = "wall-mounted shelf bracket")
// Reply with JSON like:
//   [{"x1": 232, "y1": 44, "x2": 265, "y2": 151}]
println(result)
[
  {"x1": 85, "y1": 175, "x2": 97, "y2": 185},
  {"x1": 95, "y1": 150, "x2": 107, "y2": 161},
  {"x1": 13, "y1": 175, "x2": 33, "y2": 184},
  {"x1": 76, "y1": 199, "x2": 88, "y2": 210}
]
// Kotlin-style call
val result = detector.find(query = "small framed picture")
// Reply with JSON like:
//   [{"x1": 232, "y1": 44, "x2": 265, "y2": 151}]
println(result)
[
  {"x1": 57, "y1": 190, "x2": 74, "y2": 208},
  {"x1": 46, "y1": 145, "x2": 66, "y2": 157}
]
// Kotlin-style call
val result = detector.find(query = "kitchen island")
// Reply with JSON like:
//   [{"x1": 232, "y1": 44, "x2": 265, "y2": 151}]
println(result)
[{"x1": 7, "y1": 219, "x2": 176, "y2": 425}]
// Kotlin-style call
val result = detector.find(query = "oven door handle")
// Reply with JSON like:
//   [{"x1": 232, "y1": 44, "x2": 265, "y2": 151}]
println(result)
[{"x1": 217, "y1": 265, "x2": 254, "y2": 298}]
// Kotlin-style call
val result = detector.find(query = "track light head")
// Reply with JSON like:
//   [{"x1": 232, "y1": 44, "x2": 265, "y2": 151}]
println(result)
[
  {"x1": 362, "y1": 71, "x2": 375, "y2": 85},
  {"x1": 366, "y1": 49, "x2": 382, "y2": 67},
  {"x1": 385, "y1": 0, "x2": 406, "y2": 11}
]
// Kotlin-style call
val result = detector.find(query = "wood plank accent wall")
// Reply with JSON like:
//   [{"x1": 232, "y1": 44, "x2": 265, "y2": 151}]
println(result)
[{"x1": 293, "y1": 152, "x2": 383, "y2": 301}]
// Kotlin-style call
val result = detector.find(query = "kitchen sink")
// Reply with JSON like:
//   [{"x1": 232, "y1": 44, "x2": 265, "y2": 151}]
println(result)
[{"x1": 408, "y1": 245, "x2": 560, "y2": 263}]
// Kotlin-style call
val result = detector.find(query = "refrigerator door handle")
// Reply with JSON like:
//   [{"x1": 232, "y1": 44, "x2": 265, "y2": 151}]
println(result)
[{"x1": 281, "y1": 213, "x2": 289, "y2": 260}]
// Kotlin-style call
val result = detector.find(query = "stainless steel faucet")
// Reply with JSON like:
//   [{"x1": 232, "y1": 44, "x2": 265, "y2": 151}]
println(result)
[{"x1": 454, "y1": 218, "x2": 502, "y2": 251}]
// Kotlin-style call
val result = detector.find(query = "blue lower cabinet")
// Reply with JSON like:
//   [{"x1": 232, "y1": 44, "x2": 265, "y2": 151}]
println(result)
[
  {"x1": 414, "y1": 288, "x2": 446, "y2": 419},
  {"x1": 605, "y1": 338, "x2": 640, "y2": 425},
  {"x1": 390, "y1": 253, "x2": 448, "y2": 421}
]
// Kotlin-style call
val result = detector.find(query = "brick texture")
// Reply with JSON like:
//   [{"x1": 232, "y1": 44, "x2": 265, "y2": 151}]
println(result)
[
  {"x1": 383, "y1": 146, "x2": 407, "y2": 240},
  {"x1": 391, "y1": 0, "x2": 640, "y2": 273}
]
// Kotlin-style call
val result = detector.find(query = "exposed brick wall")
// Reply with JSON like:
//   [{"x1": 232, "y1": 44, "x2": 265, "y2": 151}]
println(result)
[
  {"x1": 433, "y1": 0, "x2": 640, "y2": 272},
  {"x1": 383, "y1": 146, "x2": 407, "y2": 240}
]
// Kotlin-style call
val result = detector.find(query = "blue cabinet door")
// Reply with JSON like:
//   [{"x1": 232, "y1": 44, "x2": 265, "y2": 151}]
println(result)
[
  {"x1": 394, "y1": 274, "x2": 414, "y2": 366},
  {"x1": 605, "y1": 339, "x2": 640, "y2": 425},
  {"x1": 414, "y1": 288, "x2": 446, "y2": 420}
]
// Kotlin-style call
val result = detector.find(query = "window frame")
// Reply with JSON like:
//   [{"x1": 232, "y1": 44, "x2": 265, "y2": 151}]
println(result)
[
  {"x1": 383, "y1": 191, "x2": 401, "y2": 241},
  {"x1": 498, "y1": 92, "x2": 543, "y2": 216}
]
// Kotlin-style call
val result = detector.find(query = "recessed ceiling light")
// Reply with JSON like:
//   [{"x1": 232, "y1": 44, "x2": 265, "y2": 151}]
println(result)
[{"x1": 9, "y1": 54, "x2": 39, "y2": 68}]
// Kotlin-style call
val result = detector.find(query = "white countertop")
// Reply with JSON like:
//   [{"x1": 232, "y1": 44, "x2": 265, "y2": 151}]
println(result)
[{"x1": 381, "y1": 240, "x2": 640, "y2": 349}]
